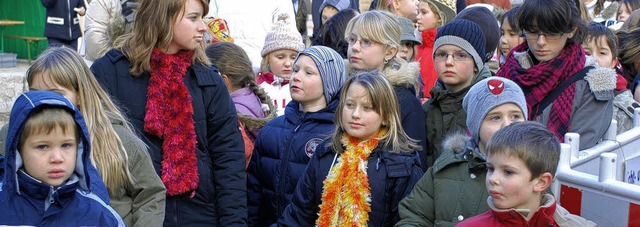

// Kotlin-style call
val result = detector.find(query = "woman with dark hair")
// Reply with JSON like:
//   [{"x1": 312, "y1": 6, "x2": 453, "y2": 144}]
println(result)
[
  {"x1": 312, "y1": 9, "x2": 360, "y2": 58},
  {"x1": 497, "y1": 0, "x2": 615, "y2": 150},
  {"x1": 617, "y1": 27, "x2": 640, "y2": 102}
]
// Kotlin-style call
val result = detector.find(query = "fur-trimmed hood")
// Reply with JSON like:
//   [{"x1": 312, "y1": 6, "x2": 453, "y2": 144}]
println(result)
[
  {"x1": 238, "y1": 107, "x2": 277, "y2": 131},
  {"x1": 346, "y1": 57, "x2": 421, "y2": 96}
]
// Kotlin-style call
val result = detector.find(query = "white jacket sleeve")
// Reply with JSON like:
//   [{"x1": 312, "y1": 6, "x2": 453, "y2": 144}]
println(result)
[{"x1": 84, "y1": 0, "x2": 121, "y2": 61}]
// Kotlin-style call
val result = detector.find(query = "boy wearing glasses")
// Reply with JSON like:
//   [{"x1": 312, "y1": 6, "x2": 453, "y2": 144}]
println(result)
[{"x1": 421, "y1": 19, "x2": 491, "y2": 168}]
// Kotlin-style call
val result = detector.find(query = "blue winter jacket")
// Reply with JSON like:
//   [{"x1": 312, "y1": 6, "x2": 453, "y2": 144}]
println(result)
[
  {"x1": 91, "y1": 49, "x2": 247, "y2": 226},
  {"x1": 277, "y1": 141, "x2": 424, "y2": 226},
  {"x1": 0, "y1": 91, "x2": 123, "y2": 226},
  {"x1": 41, "y1": 0, "x2": 84, "y2": 41},
  {"x1": 248, "y1": 98, "x2": 339, "y2": 226}
]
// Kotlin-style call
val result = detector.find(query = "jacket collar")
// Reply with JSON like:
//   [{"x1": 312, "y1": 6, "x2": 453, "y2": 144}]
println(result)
[{"x1": 487, "y1": 194, "x2": 557, "y2": 225}]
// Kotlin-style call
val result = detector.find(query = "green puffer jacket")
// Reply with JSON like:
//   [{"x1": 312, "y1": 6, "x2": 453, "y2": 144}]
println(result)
[
  {"x1": 396, "y1": 133, "x2": 489, "y2": 227},
  {"x1": 422, "y1": 66, "x2": 491, "y2": 167}
]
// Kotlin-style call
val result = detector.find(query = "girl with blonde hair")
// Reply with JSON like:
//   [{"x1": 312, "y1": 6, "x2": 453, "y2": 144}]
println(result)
[
  {"x1": 278, "y1": 71, "x2": 423, "y2": 226},
  {"x1": 90, "y1": 0, "x2": 247, "y2": 225},
  {"x1": 345, "y1": 10, "x2": 427, "y2": 170},
  {"x1": 23, "y1": 46, "x2": 166, "y2": 226}
]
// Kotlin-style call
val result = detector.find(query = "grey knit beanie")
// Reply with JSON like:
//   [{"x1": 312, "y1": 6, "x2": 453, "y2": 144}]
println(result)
[
  {"x1": 434, "y1": 19, "x2": 486, "y2": 71},
  {"x1": 261, "y1": 14, "x2": 306, "y2": 57},
  {"x1": 462, "y1": 77, "x2": 528, "y2": 145},
  {"x1": 295, "y1": 46, "x2": 347, "y2": 103},
  {"x1": 319, "y1": 0, "x2": 351, "y2": 14},
  {"x1": 455, "y1": 6, "x2": 500, "y2": 62}
]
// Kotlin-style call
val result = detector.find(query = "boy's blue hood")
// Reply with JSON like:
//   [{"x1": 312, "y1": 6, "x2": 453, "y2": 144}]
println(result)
[{"x1": 2, "y1": 91, "x2": 92, "y2": 194}]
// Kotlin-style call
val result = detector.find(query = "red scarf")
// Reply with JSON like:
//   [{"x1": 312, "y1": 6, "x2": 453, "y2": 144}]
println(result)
[
  {"x1": 416, "y1": 28, "x2": 437, "y2": 99},
  {"x1": 497, "y1": 42, "x2": 586, "y2": 141},
  {"x1": 146, "y1": 49, "x2": 198, "y2": 195},
  {"x1": 256, "y1": 72, "x2": 289, "y2": 86}
]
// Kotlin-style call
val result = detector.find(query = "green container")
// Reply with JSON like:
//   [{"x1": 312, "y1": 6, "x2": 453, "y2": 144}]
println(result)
[{"x1": 0, "y1": 0, "x2": 47, "y2": 60}]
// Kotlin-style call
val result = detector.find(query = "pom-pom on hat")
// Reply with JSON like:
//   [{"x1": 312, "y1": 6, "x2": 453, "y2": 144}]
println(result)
[
  {"x1": 261, "y1": 14, "x2": 306, "y2": 57},
  {"x1": 455, "y1": 6, "x2": 500, "y2": 62},
  {"x1": 295, "y1": 46, "x2": 347, "y2": 104},
  {"x1": 434, "y1": 19, "x2": 486, "y2": 70},
  {"x1": 462, "y1": 77, "x2": 528, "y2": 145}
]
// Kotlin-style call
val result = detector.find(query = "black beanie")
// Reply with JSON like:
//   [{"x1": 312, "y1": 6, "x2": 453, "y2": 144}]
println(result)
[
  {"x1": 434, "y1": 19, "x2": 486, "y2": 70},
  {"x1": 455, "y1": 6, "x2": 500, "y2": 62}
]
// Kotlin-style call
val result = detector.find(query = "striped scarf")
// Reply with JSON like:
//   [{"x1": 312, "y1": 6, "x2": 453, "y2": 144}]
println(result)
[{"x1": 497, "y1": 42, "x2": 586, "y2": 141}]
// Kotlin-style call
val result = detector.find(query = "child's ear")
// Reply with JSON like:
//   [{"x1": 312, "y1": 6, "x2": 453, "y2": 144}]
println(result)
[
  {"x1": 386, "y1": 46, "x2": 398, "y2": 61},
  {"x1": 533, "y1": 172, "x2": 553, "y2": 193}
]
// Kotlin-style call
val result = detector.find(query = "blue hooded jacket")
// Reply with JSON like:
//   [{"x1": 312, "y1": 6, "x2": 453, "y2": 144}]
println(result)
[{"x1": 0, "y1": 91, "x2": 123, "y2": 226}]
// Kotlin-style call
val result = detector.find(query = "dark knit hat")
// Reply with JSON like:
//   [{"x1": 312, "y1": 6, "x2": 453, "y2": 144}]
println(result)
[
  {"x1": 434, "y1": 19, "x2": 486, "y2": 70},
  {"x1": 399, "y1": 17, "x2": 421, "y2": 44},
  {"x1": 455, "y1": 6, "x2": 500, "y2": 62},
  {"x1": 463, "y1": 77, "x2": 528, "y2": 145},
  {"x1": 295, "y1": 46, "x2": 347, "y2": 103}
]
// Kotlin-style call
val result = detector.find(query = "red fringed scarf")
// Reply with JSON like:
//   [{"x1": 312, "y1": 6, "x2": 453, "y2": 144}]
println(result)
[
  {"x1": 256, "y1": 72, "x2": 289, "y2": 86},
  {"x1": 146, "y1": 49, "x2": 198, "y2": 195},
  {"x1": 497, "y1": 42, "x2": 586, "y2": 141}
]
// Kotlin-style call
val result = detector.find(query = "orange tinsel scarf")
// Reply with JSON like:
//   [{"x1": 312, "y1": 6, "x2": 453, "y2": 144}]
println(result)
[{"x1": 317, "y1": 131, "x2": 384, "y2": 226}]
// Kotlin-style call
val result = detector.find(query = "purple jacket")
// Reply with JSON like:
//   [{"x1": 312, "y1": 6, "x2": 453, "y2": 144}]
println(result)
[{"x1": 231, "y1": 87, "x2": 265, "y2": 119}]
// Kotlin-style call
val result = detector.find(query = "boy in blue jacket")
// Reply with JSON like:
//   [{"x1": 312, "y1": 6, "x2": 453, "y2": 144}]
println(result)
[{"x1": 0, "y1": 91, "x2": 123, "y2": 226}]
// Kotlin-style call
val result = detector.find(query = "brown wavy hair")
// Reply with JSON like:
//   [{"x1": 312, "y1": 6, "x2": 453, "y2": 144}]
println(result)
[{"x1": 114, "y1": 0, "x2": 210, "y2": 75}]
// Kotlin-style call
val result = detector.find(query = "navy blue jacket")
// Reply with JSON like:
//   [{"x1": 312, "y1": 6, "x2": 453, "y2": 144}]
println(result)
[
  {"x1": 91, "y1": 49, "x2": 247, "y2": 226},
  {"x1": 248, "y1": 98, "x2": 339, "y2": 226},
  {"x1": 41, "y1": 0, "x2": 84, "y2": 41},
  {"x1": 0, "y1": 91, "x2": 123, "y2": 226},
  {"x1": 277, "y1": 142, "x2": 424, "y2": 226}
]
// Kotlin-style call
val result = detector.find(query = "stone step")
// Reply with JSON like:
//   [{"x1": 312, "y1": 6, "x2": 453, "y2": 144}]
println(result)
[{"x1": 0, "y1": 58, "x2": 29, "y2": 127}]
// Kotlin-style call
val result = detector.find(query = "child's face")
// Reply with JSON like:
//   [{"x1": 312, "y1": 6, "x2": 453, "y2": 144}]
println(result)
[
  {"x1": 29, "y1": 72, "x2": 78, "y2": 106},
  {"x1": 416, "y1": 2, "x2": 439, "y2": 32},
  {"x1": 20, "y1": 126, "x2": 77, "y2": 187},
  {"x1": 290, "y1": 55, "x2": 327, "y2": 111},
  {"x1": 618, "y1": 3, "x2": 632, "y2": 22},
  {"x1": 399, "y1": 43, "x2": 416, "y2": 62},
  {"x1": 268, "y1": 49, "x2": 298, "y2": 79},
  {"x1": 321, "y1": 5, "x2": 339, "y2": 25},
  {"x1": 342, "y1": 83, "x2": 384, "y2": 141},
  {"x1": 478, "y1": 103, "x2": 525, "y2": 153},
  {"x1": 582, "y1": 36, "x2": 616, "y2": 68},
  {"x1": 499, "y1": 18, "x2": 525, "y2": 57},
  {"x1": 167, "y1": 0, "x2": 206, "y2": 54},
  {"x1": 486, "y1": 153, "x2": 541, "y2": 212},
  {"x1": 395, "y1": 0, "x2": 419, "y2": 20},
  {"x1": 347, "y1": 32, "x2": 396, "y2": 71},
  {"x1": 434, "y1": 45, "x2": 476, "y2": 92}
]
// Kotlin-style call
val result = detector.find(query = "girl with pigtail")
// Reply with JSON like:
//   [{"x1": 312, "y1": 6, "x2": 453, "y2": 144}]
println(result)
[{"x1": 206, "y1": 42, "x2": 277, "y2": 167}]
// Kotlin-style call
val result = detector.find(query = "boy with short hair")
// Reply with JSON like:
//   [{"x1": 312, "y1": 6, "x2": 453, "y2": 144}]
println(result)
[
  {"x1": 0, "y1": 91, "x2": 124, "y2": 226},
  {"x1": 397, "y1": 76, "x2": 528, "y2": 226},
  {"x1": 457, "y1": 121, "x2": 596, "y2": 226}
]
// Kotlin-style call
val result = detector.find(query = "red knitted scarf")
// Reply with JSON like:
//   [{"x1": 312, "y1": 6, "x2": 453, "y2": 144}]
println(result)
[
  {"x1": 497, "y1": 42, "x2": 586, "y2": 141},
  {"x1": 146, "y1": 49, "x2": 198, "y2": 195},
  {"x1": 256, "y1": 72, "x2": 289, "y2": 86}
]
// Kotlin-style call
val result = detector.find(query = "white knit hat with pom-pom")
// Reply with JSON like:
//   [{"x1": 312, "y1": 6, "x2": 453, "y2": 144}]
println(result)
[{"x1": 260, "y1": 14, "x2": 306, "y2": 57}]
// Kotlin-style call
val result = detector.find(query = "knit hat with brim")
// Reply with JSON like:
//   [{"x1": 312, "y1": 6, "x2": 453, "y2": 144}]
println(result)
[
  {"x1": 295, "y1": 46, "x2": 347, "y2": 103},
  {"x1": 399, "y1": 17, "x2": 422, "y2": 44},
  {"x1": 261, "y1": 14, "x2": 306, "y2": 57},
  {"x1": 434, "y1": 19, "x2": 486, "y2": 70},
  {"x1": 428, "y1": 0, "x2": 456, "y2": 25},
  {"x1": 463, "y1": 77, "x2": 528, "y2": 145},
  {"x1": 455, "y1": 6, "x2": 500, "y2": 62}
]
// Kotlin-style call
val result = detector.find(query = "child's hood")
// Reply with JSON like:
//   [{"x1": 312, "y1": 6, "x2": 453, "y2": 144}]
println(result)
[
  {"x1": 3, "y1": 91, "x2": 93, "y2": 194},
  {"x1": 346, "y1": 57, "x2": 422, "y2": 95}
]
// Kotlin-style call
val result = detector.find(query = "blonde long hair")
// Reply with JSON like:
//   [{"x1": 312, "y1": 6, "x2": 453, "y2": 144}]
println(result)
[
  {"x1": 114, "y1": 0, "x2": 210, "y2": 75},
  {"x1": 331, "y1": 71, "x2": 421, "y2": 153},
  {"x1": 345, "y1": 10, "x2": 402, "y2": 53},
  {"x1": 27, "y1": 47, "x2": 134, "y2": 194}
]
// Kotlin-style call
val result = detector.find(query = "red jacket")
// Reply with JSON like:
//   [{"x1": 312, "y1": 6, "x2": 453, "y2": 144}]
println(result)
[
  {"x1": 457, "y1": 194, "x2": 596, "y2": 227},
  {"x1": 416, "y1": 29, "x2": 437, "y2": 99}
]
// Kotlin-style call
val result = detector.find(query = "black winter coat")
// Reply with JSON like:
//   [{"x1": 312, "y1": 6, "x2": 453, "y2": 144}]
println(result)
[
  {"x1": 41, "y1": 0, "x2": 84, "y2": 41},
  {"x1": 91, "y1": 49, "x2": 247, "y2": 226}
]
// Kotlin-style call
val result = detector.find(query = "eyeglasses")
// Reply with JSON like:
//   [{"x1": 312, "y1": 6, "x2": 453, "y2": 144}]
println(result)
[
  {"x1": 347, "y1": 35, "x2": 374, "y2": 48},
  {"x1": 522, "y1": 31, "x2": 565, "y2": 41},
  {"x1": 433, "y1": 51, "x2": 473, "y2": 62}
]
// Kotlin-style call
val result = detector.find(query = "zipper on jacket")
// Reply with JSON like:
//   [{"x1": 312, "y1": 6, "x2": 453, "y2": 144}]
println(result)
[
  {"x1": 67, "y1": 0, "x2": 72, "y2": 39},
  {"x1": 275, "y1": 113, "x2": 306, "y2": 217}
]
